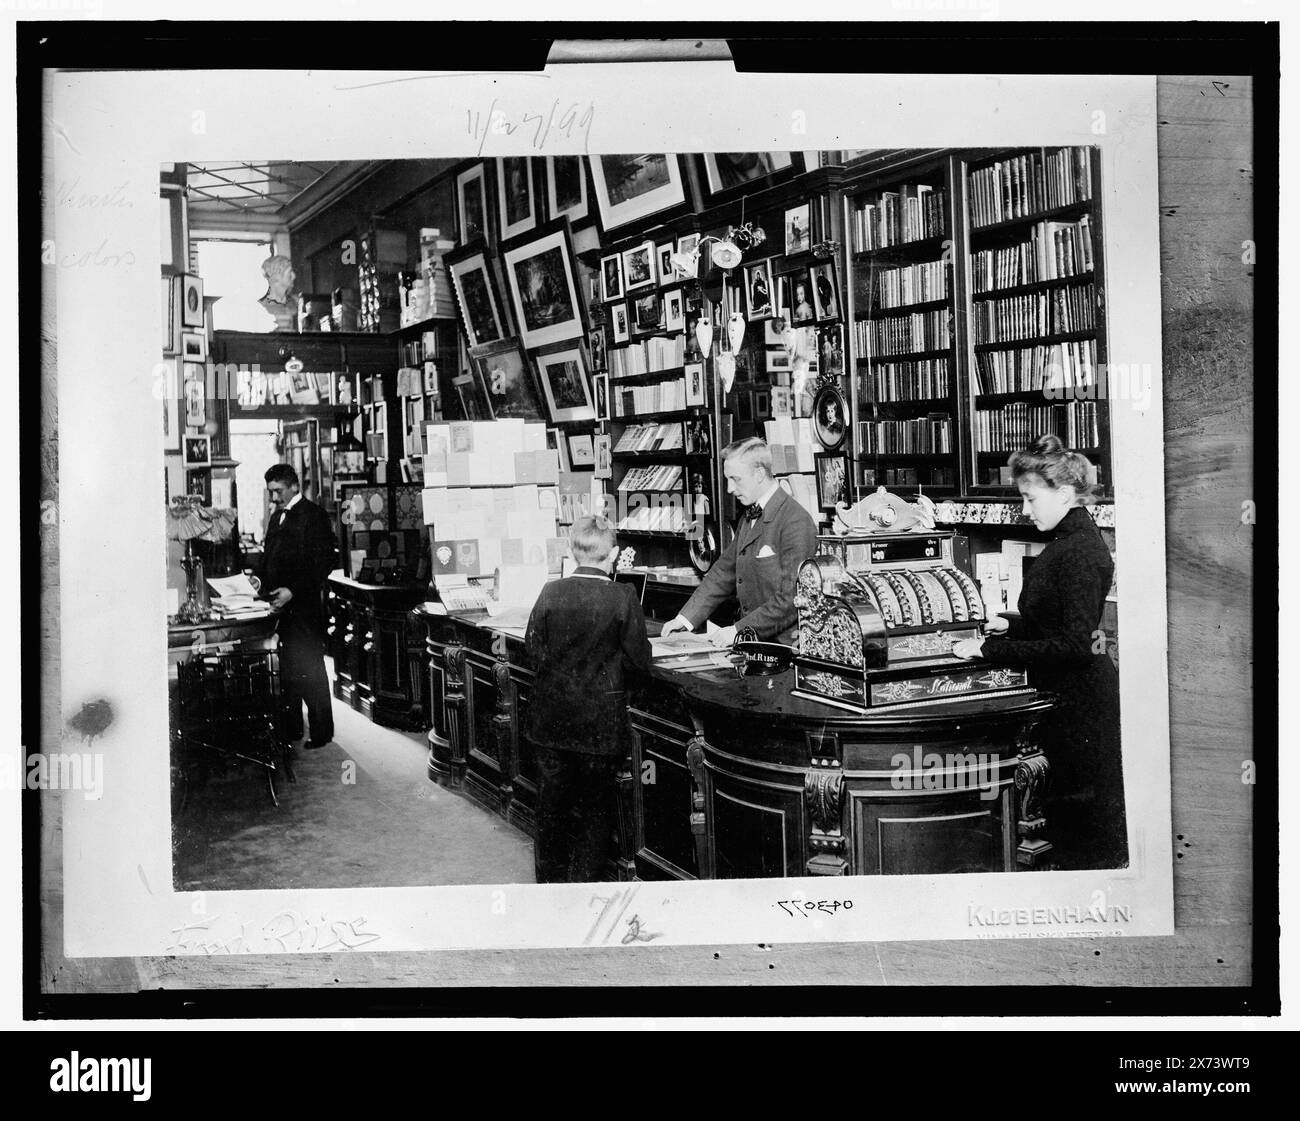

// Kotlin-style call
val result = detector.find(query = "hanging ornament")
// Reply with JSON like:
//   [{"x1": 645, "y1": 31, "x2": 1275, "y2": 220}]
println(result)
[
  {"x1": 716, "y1": 352, "x2": 736, "y2": 395},
  {"x1": 694, "y1": 315, "x2": 714, "y2": 359},
  {"x1": 727, "y1": 311, "x2": 747, "y2": 354}
]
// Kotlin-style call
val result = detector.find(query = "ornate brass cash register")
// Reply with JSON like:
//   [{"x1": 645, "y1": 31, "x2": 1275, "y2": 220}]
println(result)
[{"x1": 793, "y1": 489, "x2": 1031, "y2": 711}]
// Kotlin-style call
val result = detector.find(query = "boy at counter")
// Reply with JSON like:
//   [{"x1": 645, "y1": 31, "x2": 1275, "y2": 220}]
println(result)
[{"x1": 523, "y1": 515, "x2": 652, "y2": 883}]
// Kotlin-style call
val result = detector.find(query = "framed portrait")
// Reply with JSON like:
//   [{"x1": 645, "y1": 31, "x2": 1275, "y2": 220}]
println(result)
[
  {"x1": 182, "y1": 433, "x2": 210, "y2": 468},
  {"x1": 610, "y1": 302, "x2": 630, "y2": 344},
  {"x1": 621, "y1": 240, "x2": 657, "y2": 293},
  {"x1": 684, "y1": 362, "x2": 706, "y2": 408},
  {"x1": 675, "y1": 232, "x2": 701, "y2": 280},
  {"x1": 772, "y1": 386, "x2": 793, "y2": 418},
  {"x1": 161, "y1": 359, "x2": 181, "y2": 453},
  {"x1": 664, "y1": 288, "x2": 685, "y2": 332},
  {"x1": 657, "y1": 241, "x2": 675, "y2": 285},
  {"x1": 545, "y1": 155, "x2": 588, "y2": 224},
  {"x1": 702, "y1": 152, "x2": 797, "y2": 197},
  {"x1": 181, "y1": 330, "x2": 206, "y2": 362},
  {"x1": 447, "y1": 247, "x2": 507, "y2": 348},
  {"x1": 789, "y1": 270, "x2": 817, "y2": 325},
  {"x1": 469, "y1": 337, "x2": 547, "y2": 421},
  {"x1": 764, "y1": 316, "x2": 789, "y2": 345},
  {"x1": 589, "y1": 153, "x2": 687, "y2": 233},
  {"x1": 814, "y1": 452, "x2": 850, "y2": 510},
  {"x1": 567, "y1": 432, "x2": 595, "y2": 467},
  {"x1": 745, "y1": 259, "x2": 774, "y2": 320},
  {"x1": 810, "y1": 262, "x2": 840, "y2": 320},
  {"x1": 785, "y1": 202, "x2": 812, "y2": 255},
  {"x1": 536, "y1": 346, "x2": 595, "y2": 423},
  {"x1": 631, "y1": 293, "x2": 662, "y2": 334},
  {"x1": 496, "y1": 156, "x2": 536, "y2": 241},
  {"x1": 182, "y1": 363, "x2": 206, "y2": 428},
  {"x1": 456, "y1": 162, "x2": 490, "y2": 245},
  {"x1": 754, "y1": 390, "x2": 772, "y2": 421},
  {"x1": 594, "y1": 371, "x2": 609, "y2": 420},
  {"x1": 600, "y1": 252, "x2": 624, "y2": 302},
  {"x1": 812, "y1": 382, "x2": 849, "y2": 451},
  {"x1": 501, "y1": 220, "x2": 584, "y2": 349},
  {"x1": 817, "y1": 322, "x2": 845, "y2": 377},
  {"x1": 180, "y1": 272, "x2": 204, "y2": 328},
  {"x1": 588, "y1": 327, "x2": 607, "y2": 372},
  {"x1": 593, "y1": 434, "x2": 613, "y2": 480}
]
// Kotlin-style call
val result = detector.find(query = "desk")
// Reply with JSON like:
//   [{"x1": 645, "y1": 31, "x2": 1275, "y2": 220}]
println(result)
[{"x1": 414, "y1": 608, "x2": 1056, "y2": 880}]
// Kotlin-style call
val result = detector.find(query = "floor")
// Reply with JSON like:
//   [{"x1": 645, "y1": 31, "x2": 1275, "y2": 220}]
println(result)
[{"x1": 172, "y1": 665, "x2": 537, "y2": 891}]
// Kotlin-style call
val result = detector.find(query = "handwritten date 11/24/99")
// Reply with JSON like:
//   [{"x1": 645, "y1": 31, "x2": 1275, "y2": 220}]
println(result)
[
  {"x1": 467, "y1": 99, "x2": 595, "y2": 155},
  {"x1": 777, "y1": 899, "x2": 853, "y2": 918}
]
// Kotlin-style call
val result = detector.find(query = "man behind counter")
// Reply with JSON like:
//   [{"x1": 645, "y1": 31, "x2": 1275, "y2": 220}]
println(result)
[{"x1": 661, "y1": 437, "x2": 818, "y2": 647}]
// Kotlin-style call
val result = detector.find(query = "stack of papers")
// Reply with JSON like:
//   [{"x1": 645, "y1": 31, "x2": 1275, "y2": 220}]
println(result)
[{"x1": 206, "y1": 574, "x2": 270, "y2": 617}]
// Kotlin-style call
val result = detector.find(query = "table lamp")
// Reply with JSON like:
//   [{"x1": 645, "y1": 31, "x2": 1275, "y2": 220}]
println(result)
[{"x1": 167, "y1": 494, "x2": 237, "y2": 624}]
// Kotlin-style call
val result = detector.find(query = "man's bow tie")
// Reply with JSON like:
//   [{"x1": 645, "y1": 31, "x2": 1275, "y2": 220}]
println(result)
[{"x1": 743, "y1": 503, "x2": 762, "y2": 521}]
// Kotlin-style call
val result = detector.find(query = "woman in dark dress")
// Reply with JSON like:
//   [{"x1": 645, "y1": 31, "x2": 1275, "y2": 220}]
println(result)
[{"x1": 952, "y1": 434, "x2": 1127, "y2": 869}]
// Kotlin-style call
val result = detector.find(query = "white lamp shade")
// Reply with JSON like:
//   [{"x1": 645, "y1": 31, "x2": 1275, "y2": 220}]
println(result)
[
  {"x1": 716, "y1": 352, "x2": 736, "y2": 395},
  {"x1": 694, "y1": 316, "x2": 714, "y2": 358},
  {"x1": 727, "y1": 312, "x2": 746, "y2": 354}
]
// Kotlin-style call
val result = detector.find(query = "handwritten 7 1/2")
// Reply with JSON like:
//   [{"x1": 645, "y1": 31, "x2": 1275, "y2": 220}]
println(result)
[{"x1": 466, "y1": 99, "x2": 595, "y2": 155}]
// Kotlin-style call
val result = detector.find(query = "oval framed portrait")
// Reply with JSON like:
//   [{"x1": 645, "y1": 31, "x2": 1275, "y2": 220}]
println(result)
[
  {"x1": 812, "y1": 382, "x2": 848, "y2": 451},
  {"x1": 689, "y1": 520, "x2": 719, "y2": 575}
]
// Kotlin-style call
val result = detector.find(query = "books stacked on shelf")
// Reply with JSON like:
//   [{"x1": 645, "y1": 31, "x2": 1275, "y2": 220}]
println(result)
[
  {"x1": 618, "y1": 501, "x2": 688, "y2": 533},
  {"x1": 614, "y1": 378, "x2": 687, "y2": 417},
  {"x1": 975, "y1": 339, "x2": 1096, "y2": 395},
  {"x1": 424, "y1": 419, "x2": 558, "y2": 487},
  {"x1": 610, "y1": 336, "x2": 686, "y2": 378},
  {"x1": 860, "y1": 465, "x2": 958, "y2": 489},
  {"x1": 968, "y1": 147, "x2": 1094, "y2": 229},
  {"x1": 618, "y1": 465, "x2": 684, "y2": 492},
  {"x1": 858, "y1": 415, "x2": 953, "y2": 455},
  {"x1": 613, "y1": 422, "x2": 684, "y2": 453},
  {"x1": 971, "y1": 216, "x2": 1094, "y2": 293},
  {"x1": 872, "y1": 259, "x2": 950, "y2": 308},
  {"x1": 868, "y1": 358, "x2": 952, "y2": 402},
  {"x1": 972, "y1": 400, "x2": 1102, "y2": 452},
  {"x1": 852, "y1": 183, "x2": 947, "y2": 251},
  {"x1": 764, "y1": 417, "x2": 817, "y2": 474},
  {"x1": 401, "y1": 229, "x2": 456, "y2": 326},
  {"x1": 972, "y1": 283, "x2": 1097, "y2": 344},
  {"x1": 858, "y1": 310, "x2": 951, "y2": 356}
]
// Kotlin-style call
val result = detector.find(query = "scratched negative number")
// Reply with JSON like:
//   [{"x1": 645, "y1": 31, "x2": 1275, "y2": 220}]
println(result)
[{"x1": 776, "y1": 900, "x2": 854, "y2": 917}]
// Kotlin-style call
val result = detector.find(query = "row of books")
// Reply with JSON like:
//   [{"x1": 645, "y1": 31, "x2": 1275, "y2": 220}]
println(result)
[
  {"x1": 618, "y1": 503, "x2": 689, "y2": 533},
  {"x1": 851, "y1": 184, "x2": 947, "y2": 251},
  {"x1": 618, "y1": 464, "x2": 684, "y2": 492},
  {"x1": 858, "y1": 310, "x2": 952, "y2": 357},
  {"x1": 615, "y1": 379, "x2": 688, "y2": 417},
  {"x1": 971, "y1": 216, "x2": 1094, "y2": 293},
  {"x1": 968, "y1": 147, "x2": 1094, "y2": 229},
  {"x1": 399, "y1": 330, "x2": 440, "y2": 369},
  {"x1": 860, "y1": 465, "x2": 957, "y2": 489},
  {"x1": 871, "y1": 259, "x2": 950, "y2": 309},
  {"x1": 973, "y1": 283, "x2": 1097, "y2": 345},
  {"x1": 868, "y1": 358, "x2": 952, "y2": 402},
  {"x1": 396, "y1": 365, "x2": 437, "y2": 397},
  {"x1": 972, "y1": 400, "x2": 1102, "y2": 452},
  {"x1": 974, "y1": 340, "x2": 1097, "y2": 395},
  {"x1": 858, "y1": 416, "x2": 954, "y2": 455},
  {"x1": 613, "y1": 422, "x2": 683, "y2": 453},
  {"x1": 609, "y1": 336, "x2": 686, "y2": 378}
]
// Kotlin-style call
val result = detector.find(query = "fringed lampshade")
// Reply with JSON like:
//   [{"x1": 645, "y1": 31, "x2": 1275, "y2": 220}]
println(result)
[{"x1": 167, "y1": 495, "x2": 237, "y2": 622}]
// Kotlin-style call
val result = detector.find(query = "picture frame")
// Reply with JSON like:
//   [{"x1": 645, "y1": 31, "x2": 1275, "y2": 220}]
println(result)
[
  {"x1": 545, "y1": 155, "x2": 588, "y2": 224},
  {"x1": 812, "y1": 381, "x2": 849, "y2": 451},
  {"x1": 674, "y1": 232, "x2": 701, "y2": 279},
  {"x1": 593, "y1": 433, "x2": 613, "y2": 480},
  {"x1": 772, "y1": 386, "x2": 793, "y2": 418},
  {"x1": 766, "y1": 348, "x2": 791, "y2": 374},
  {"x1": 744, "y1": 259, "x2": 774, "y2": 320},
  {"x1": 657, "y1": 241, "x2": 675, "y2": 285},
  {"x1": 664, "y1": 288, "x2": 685, "y2": 332},
  {"x1": 447, "y1": 246, "x2": 507, "y2": 348},
  {"x1": 183, "y1": 362, "x2": 206, "y2": 428},
  {"x1": 501, "y1": 220, "x2": 585, "y2": 350},
  {"x1": 567, "y1": 432, "x2": 595, "y2": 467},
  {"x1": 588, "y1": 327, "x2": 607, "y2": 372},
  {"x1": 817, "y1": 322, "x2": 845, "y2": 377},
  {"x1": 161, "y1": 359, "x2": 181, "y2": 453},
  {"x1": 535, "y1": 346, "x2": 595, "y2": 423},
  {"x1": 621, "y1": 240, "x2": 657, "y2": 293},
  {"x1": 182, "y1": 433, "x2": 210, "y2": 468},
  {"x1": 701, "y1": 152, "x2": 797, "y2": 198},
  {"x1": 599, "y1": 252, "x2": 624, "y2": 302},
  {"x1": 181, "y1": 330, "x2": 206, "y2": 361},
  {"x1": 496, "y1": 156, "x2": 536, "y2": 241},
  {"x1": 180, "y1": 272, "x2": 204, "y2": 328},
  {"x1": 789, "y1": 270, "x2": 817, "y2": 324},
  {"x1": 162, "y1": 275, "x2": 179, "y2": 355},
  {"x1": 588, "y1": 153, "x2": 687, "y2": 233},
  {"x1": 814, "y1": 452, "x2": 850, "y2": 510},
  {"x1": 469, "y1": 337, "x2": 547, "y2": 421},
  {"x1": 764, "y1": 316, "x2": 789, "y2": 346},
  {"x1": 610, "y1": 302, "x2": 630, "y2": 344},
  {"x1": 456, "y1": 162, "x2": 490, "y2": 246},
  {"x1": 785, "y1": 202, "x2": 812, "y2": 255},
  {"x1": 684, "y1": 362, "x2": 706, "y2": 408},
  {"x1": 548, "y1": 426, "x2": 571, "y2": 472},
  {"x1": 754, "y1": 390, "x2": 772, "y2": 421},
  {"x1": 810, "y1": 262, "x2": 840, "y2": 321},
  {"x1": 631, "y1": 293, "x2": 662, "y2": 334},
  {"x1": 594, "y1": 372, "x2": 609, "y2": 420}
]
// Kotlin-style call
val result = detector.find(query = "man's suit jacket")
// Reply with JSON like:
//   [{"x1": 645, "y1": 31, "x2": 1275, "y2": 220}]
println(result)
[
  {"x1": 679, "y1": 485, "x2": 818, "y2": 645},
  {"x1": 255, "y1": 497, "x2": 337, "y2": 640}
]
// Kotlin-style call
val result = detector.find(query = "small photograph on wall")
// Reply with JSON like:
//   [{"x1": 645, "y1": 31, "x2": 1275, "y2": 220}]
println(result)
[
  {"x1": 790, "y1": 271, "x2": 816, "y2": 324},
  {"x1": 684, "y1": 362, "x2": 706, "y2": 407},
  {"x1": 457, "y1": 162, "x2": 489, "y2": 245},
  {"x1": 588, "y1": 326, "x2": 607, "y2": 372},
  {"x1": 785, "y1": 202, "x2": 811, "y2": 254},
  {"x1": 745, "y1": 259, "x2": 773, "y2": 320},
  {"x1": 632, "y1": 293, "x2": 662, "y2": 334},
  {"x1": 814, "y1": 452, "x2": 849, "y2": 510},
  {"x1": 810, "y1": 262, "x2": 839, "y2": 320},
  {"x1": 600, "y1": 253, "x2": 624, "y2": 302},
  {"x1": 610, "y1": 302, "x2": 630, "y2": 344},
  {"x1": 182, "y1": 433, "x2": 210, "y2": 468},
  {"x1": 664, "y1": 288, "x2": 685, "y2": 332},
  {"x1": 497, "y1": 156, "x2": 536, "y2": 241},
  {"x1": 622, "y1": 240, "x2": 657, "y2": 293}
]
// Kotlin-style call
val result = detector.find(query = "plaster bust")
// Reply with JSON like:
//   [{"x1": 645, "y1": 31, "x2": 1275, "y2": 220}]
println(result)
[{"x1": 258, "y1": 254, "x2": 299, "y2": 332}]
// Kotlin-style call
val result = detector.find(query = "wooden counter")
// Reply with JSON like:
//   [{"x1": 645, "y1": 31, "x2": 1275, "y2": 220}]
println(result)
[{"x1": 413, "y1": 606, "x2": 1057, "y2": 881}]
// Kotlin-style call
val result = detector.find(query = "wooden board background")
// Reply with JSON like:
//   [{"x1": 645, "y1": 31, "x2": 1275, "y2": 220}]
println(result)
[{"x1": 36, "y1": 76, "x2": 1262, "y2": 1002}]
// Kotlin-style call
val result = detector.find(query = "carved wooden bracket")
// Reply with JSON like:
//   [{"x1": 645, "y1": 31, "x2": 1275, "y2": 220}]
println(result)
[
  {"x1": 685, "y1": 733, "x2": 714, "y2": 879},
  {"x1": 1014, "y1": 751, "x2": 1052, "y2": 869},
  {"x1": 442, "y1": 643, "x2": 469, "y2": 784},
  {"x1": 805, "y1": 768, "x2": 848, "y2": 876},
  {"x1": 492, "y1": 658, "x2": 515, "y2": 810}
]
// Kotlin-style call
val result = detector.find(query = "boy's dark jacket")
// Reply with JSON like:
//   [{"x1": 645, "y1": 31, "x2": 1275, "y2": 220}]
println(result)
[{"x1": 524, "y1": 569, "x2": 652, "y2": 755}]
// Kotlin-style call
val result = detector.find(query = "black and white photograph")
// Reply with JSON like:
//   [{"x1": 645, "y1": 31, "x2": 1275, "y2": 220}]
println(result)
[
  {"x1": 675, "y1": 231, "x2": 701, "y2": 279},
  {"x1": 657, "y1": 241, "x2": 675, "y2": 284},
  {"x1": 180, "y1": 272, "x2": 204, "y2": 327},
  {"x1": 36, "y1": 43, "x2": 1275, "y2": 1028}
]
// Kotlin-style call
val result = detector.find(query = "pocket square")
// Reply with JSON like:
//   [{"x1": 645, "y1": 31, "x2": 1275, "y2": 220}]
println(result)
[{"x1": 757, "y1": 544, "x2": 776, "y2": 558}]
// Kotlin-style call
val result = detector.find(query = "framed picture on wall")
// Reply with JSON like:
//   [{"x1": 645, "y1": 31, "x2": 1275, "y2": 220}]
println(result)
[
  {"x1": 182, "y1": 433, "x2": 210, "y2": 468},
  {"x1": 664, "y1": 288, "x2": 685, "y2": 332},
  {"x1": 656, "y1": 241, "x2": 675, "y2": 285},
  {"x1": 456, "y1": 162, "x2": 490, "y2": 245},
  {"x1": 181, "y1": 331, "x2": 206, "y2": 361},
  {"x1": 447, "y1": 247, "x2": 507, "y2": 348},
  {"x1": 631, "y1": 293, "x2": 662, "y2": 334},
  {"x1": 790, "y1": 271, "x2": 816, "y2": 324},
  {"x1": 594, "y1": 372, "x2": 609, "y2": 420},
  {"x1": 621, "y1": 240, "x2": 657, "y2": 293},
  {"x1": 810, "y1": 262, "x2": 840, "y2": 320},
  {"x1": 567, "y1": 432, "x2": 595, "y2": 467},
  {"x1": 536, "y1": 346, "x2": 595, "y2": 423},
  {"x1": 684, "y1": 362, "x2": 706, "y2": 407},
  {"x1": 745, "y1": 259, "x2": 774, "y2": 320},
  {"x1": 785, "y1": 202, "x2": 812, "y2": 255},
  {"x1": 501, "y1": 221, "x2": 584, "y2": 349},
  {"x1": 588, "y1": 154, "x2": 687, "y2": 233},
  {"x1": 161, "y1": 359, "x2": 181, "y2": 453},
  {"x1": 600, "y1": 252, "x2": 624, "y2": 302},
  {"x1": 180, "y1": 273, "x2": 204, "y2": 328},
  {"x1": 496, "y1": 156, "x2": 536, "y2": 241},
  {"x1": 593, "y1": 434, "x2": 612, "y2": 480},
  {"x1": 610, "y1": 302, "x2": 630, "y2": 344},
  {"x1": 183, "y1": 363, "x2": 206, "y2": 428},
  {"x1": 545, "y1": 156, "x2": 588, "y2": 224},
  {"x1": 702, "y1": 152, "x2": 797, "y2": 198},
  {"x1": 588, "y1": 326, "x2": 607, "y2": 372},
  {"x1": 469, "y1": 337, "x2": 547, "y2": 421},
  {"x1": 812, "y1": 382, "x2": 849, "y2": 450},
  {"x1": 814, "y1": 452, "x2": 850, "y2": 510}
]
